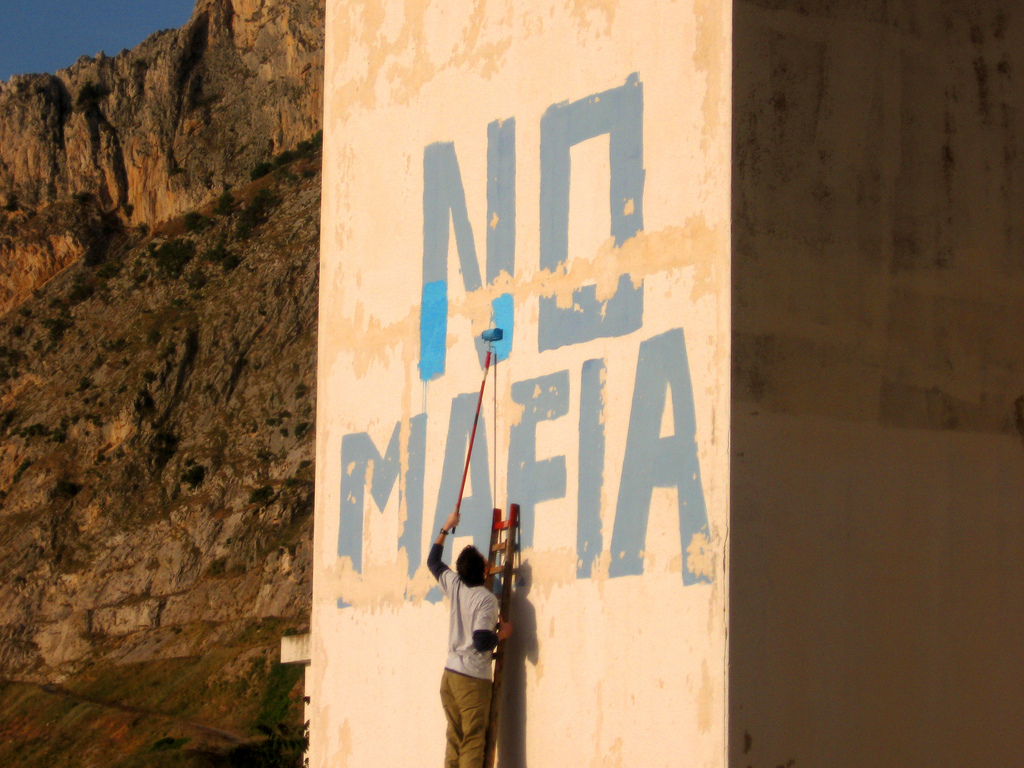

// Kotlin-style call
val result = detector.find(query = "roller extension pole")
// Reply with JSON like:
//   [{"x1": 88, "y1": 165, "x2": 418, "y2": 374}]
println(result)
[
  {"x1": 454, "y1": 350, "x2": 491, "y2": 521},
  {"x1": 450, "y1": 328, "x2": 501, "y2": 533}
]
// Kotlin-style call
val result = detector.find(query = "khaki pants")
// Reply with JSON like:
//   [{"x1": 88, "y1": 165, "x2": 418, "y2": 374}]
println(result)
[{"x1": 440, "y1": 669, "x2": 492, "y2": 768}]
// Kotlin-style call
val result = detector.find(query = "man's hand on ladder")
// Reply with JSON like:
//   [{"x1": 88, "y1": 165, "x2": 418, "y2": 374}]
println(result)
[{"x1": 497, "y1": 618, "x2": 513, "y2": 641}]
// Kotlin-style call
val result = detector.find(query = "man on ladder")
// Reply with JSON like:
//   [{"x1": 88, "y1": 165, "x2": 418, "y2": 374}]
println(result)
[{"x1": 428, "y1": 510, "x2": 513, "y2": 768}]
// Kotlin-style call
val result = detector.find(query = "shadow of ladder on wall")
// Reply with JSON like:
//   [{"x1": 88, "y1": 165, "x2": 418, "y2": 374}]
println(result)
[{"x1": 482, "y1": 503, "x2": 520, "y2": 768}]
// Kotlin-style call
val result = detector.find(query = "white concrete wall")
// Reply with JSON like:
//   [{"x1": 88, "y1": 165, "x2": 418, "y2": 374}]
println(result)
[{"x1": 311, "y1": 2, "x2": 731, "y2": 766}]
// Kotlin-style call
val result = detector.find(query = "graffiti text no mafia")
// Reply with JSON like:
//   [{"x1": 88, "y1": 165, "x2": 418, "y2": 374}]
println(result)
[{"x1": 339, "y1": 75, "x2": 711, "y2": 593}]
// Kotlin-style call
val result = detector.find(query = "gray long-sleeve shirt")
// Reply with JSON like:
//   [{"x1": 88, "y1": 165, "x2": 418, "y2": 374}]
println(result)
[{"x1": 428, "y1": 543, "x2": 499, "y2": 680}]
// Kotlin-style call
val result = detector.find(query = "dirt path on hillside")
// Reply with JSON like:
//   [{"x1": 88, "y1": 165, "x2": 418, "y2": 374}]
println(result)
[{"x1": 35, "y1": 683, "x2": 246, "y2": 744}]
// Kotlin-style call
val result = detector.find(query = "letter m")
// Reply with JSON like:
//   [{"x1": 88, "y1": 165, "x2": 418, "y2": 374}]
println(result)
[{"x1": 338, "y1": 423, "x2": 401, "y2": 572}]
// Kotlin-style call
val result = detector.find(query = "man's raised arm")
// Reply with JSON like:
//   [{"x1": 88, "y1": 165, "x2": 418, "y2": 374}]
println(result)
[{"x1": 427, "y1": 511, "x2": 460, "y2": 580}]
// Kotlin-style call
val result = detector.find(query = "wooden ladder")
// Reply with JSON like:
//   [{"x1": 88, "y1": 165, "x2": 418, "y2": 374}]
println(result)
[{"x1": 482, "y1": 503, "x2": 519, "y2": 768}]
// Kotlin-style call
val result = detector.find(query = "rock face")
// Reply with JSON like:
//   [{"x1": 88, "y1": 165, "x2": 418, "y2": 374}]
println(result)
[
  {"x1": 0, "y1": 161, "x2": 321, "y2": 685},
  {"x1": 0, "y1": 3, "x2": 324, "y2": 761},
  {"x1": 0, "y1": 0, "x2": 323, "y2": 225},
  {"x1": 0, "y1": 204, "x2": 115, "y2": 316},
  {"x1": 0, "y1": 0, "x2": 323, "y2": 358}
]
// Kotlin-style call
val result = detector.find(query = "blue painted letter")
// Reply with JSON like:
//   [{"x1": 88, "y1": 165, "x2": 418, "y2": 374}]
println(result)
[
  {"x1": 609, "y1": 328, "x2": 711, "y2": 584},
  {"x1": 339, "y1": 422, "x2": 402, "y2": 572},
  {"x1": 396, "y1": 414, "x2": 427, "y2": 580},
  {"x1": 421, "y1": 119, "x2": 516, "y2": 380},
  {"x1": 432, "y1": 393, "x2": 493, "y2": 560},
  {"x1": 508, "y1": 370, "x2": 570, "y2": 549},
  {"x1": 577, "y1": 359, "x2": 606, "y2": 578},
  {"x1": 538, "y1": 73, "x2": 645, "y2": 352}
]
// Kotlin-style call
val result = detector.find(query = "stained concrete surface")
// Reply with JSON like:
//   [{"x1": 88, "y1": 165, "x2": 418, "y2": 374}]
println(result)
[{"x1": 732, "y1": 1, "x2": 1024, "y2": 764}]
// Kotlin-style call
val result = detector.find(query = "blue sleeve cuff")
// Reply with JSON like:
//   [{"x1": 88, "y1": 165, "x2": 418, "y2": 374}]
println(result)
[
  {"x1": 473, "y1": 629, "x2": 499, "y2": 653},
  {"x1": 427, "y1": 542, "x2": 449, "y2": 580}
]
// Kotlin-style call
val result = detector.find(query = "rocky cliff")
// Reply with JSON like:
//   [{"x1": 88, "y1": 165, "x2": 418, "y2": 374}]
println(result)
[
  {"x1": 0, "y1": 0, "x2": 323, "y2": 222},
  {"x1": 0, "y1": 148, "x2": 322, "y2": 768},
  {"x1": 0, "y1": 0, "x2": 324, "y2": 314},
  {"x1": 0, "y1": 2, "x2": 324, "y2": 765}
]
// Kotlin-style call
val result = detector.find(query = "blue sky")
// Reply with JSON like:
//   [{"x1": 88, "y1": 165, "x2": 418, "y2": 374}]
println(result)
[{"x1": 0, "y1": 0, "x2": 196, "y2": 82}]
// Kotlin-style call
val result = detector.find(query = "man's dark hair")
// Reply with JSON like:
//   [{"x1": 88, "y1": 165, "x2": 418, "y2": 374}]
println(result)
[{"x1": 456, "y1": 545, "x2": 487, "y2": 587}]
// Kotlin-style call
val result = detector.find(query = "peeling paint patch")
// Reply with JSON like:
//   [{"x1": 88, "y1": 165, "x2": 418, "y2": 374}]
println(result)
[
  {"x1": 330, "y1": 548, "x2": 436, "y2": 609},
  {"x1": 444, "y1": 219, "x2": 724, "y2": 321},
  {"x1": 330, "y1": 0, "x2": 513, "y2": 122},
  {"x1": 335, "y1": 717, "x2": 352, "y2": 766},
  {"x1": 693, "y1": 0, "x2": 727, "y2": 152},
  {"x1": 570, "y1": 0, "x2": 618, "y2": 37},
  {"x1": 596, "y1": 736, "x2": 625, "y2": 767},
  {"x1": 330, "y1": 219, "x2": 722, "y2": 388},
  {"x1": 686, "y1": 532, "x2": 714, "y2": 581},
  {"x1": 697, "y1": 658, "x2": 712, "y2": 733},
  {"x1": 525, "y1": 548, "x2": 580, "y2": 598}
]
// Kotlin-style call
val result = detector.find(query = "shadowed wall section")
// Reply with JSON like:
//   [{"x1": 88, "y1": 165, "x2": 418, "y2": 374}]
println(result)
[{"x1": 731, "y1": 1, "x2": 1024, "y2": 764}]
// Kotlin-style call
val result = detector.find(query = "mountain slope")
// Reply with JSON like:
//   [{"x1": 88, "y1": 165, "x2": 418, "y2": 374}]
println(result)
[
  {"x1": 0, "y1": 124, "x2": 321, "y2": 768},
  {"x1": 0, "y1": 0, "x2": 323, "y2": 224},
  {"x1": 0, "y1": 0, "x2": 325, "y2": 315}
]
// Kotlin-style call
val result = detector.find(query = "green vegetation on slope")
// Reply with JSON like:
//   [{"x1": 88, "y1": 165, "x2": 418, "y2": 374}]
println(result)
[{"x1": 0, "y1": 142, "x2": 322, "y2": 767}]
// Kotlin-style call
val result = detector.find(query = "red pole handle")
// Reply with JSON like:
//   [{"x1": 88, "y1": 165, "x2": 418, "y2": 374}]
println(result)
[{"x1": 451, "y1": 350, "x2": 492, "y2": 531}]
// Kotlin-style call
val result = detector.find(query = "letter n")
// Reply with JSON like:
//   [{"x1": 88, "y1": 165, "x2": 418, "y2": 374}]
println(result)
[{"x1": 419, "y1": 119, "x2": 516, "y2": 381}]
